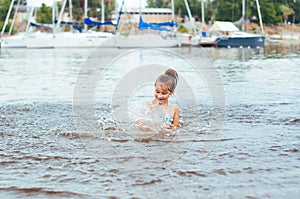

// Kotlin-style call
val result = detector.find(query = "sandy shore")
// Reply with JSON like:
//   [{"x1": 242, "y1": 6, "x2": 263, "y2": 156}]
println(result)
[
  {"x1": 265, "y1": 24, "x2": 300, "y2": 35},
  {"x1": 248, "y1": 23, "x2": 300, "y2": 42}
]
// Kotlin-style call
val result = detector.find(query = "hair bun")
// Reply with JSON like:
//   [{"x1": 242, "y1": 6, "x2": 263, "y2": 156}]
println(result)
[
  {"x1": 155, "y1": 68, "x2": 178, "y2": 92},
  {"x1": 165, "y1": 68, "x2": 178, "y2": 82}
]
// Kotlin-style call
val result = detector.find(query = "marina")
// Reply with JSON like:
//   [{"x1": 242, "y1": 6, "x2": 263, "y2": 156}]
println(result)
[
  {"x1": 1, "y1": 0, "x2": 300, "y2": 49},
  {"x1": 0, "y1": 0, "x2": 266, "y2": 49}
]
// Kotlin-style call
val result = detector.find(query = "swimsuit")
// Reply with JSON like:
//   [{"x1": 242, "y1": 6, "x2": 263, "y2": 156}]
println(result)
[{"x1": 160, "y1": 115, "x2": 173, "y2": 125}]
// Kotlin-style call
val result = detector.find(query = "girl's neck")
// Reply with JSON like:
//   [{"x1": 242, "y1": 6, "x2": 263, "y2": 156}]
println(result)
[{"x1": 153, "y1": 99, "x2": 168, "y2": 107}]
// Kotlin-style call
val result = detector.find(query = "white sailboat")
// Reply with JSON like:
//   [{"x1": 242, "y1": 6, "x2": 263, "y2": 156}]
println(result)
[
  {"x1": 213, "y1": 0, "x2": 265, "y2": 48},
  {"x1": 26, "y1": 31, "x2": 54, "y2": 48},
  {"x1": 174, "y1": 0, "x2": 216, "y2": 47},
  {"x1": 54, "y1": 31, "x2": 113, "y2": 48},
  {"x1": 24, "y1": 0, "x2": 113, "y2": 48},
  {"x1": 109, "y1": 33, "x2": 178, "y2": 48},
  {"x1": 1, "y1": 0, "x2": 27, "y2": 48},
  {"x1": 25, "y1": 1, "x2": 55, "y2": 49},
  {"x1": 103, "y1": 0, "x2": 179, "y2": 48},
  {"x1": 1, "y1": 33, "x2": 26, "y2": 48},
  {"x1": 54, "y1": 0, "x2": 114, "y2": 48}
]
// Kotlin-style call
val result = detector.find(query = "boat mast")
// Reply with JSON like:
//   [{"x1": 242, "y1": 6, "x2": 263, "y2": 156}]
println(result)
[
  {"x1": 69, "y1": 0, "x2": 73, "y2": 31},
  {"x1": 9, "y1": 0, "x2": 21, "y2": 35},
  {"x1": 84, "y1": 0, "x2": 88, "y2": 31},
  {"x1": 101, "y1": 0, "x2": 105, "y2": 24},
  {"x1": 183, "y1": 0, "x2": 197, "y2": 34},
  {"x1": 139, "y1": 0, "x2": 142, "y2": 34},
  {"x1": 1, "y1": 0, "x2": 15, "y2": 36},
  {"x1": 53, "y1": 0, "x2": 56, "y2": 35},
  {"x1": 201, "y1": 0, "x2": 205, "y2": 30},
  {"x1": 56, "y1": 0, "x2": 68, "y2": 32},
  {"x1": 25, "y1": 6, "x2": 35, "y2": 34},
  {"x1": 171, "y1": 0, "x2": 176, "y2": 32},
  {"x1": 115, "y1": 0, "x2": 118, "y2": 21},
  {"x1": 101, "y1": 0, "x2": 105, "y2": 32},
  {"x1": 256, "y1": 0, "x2": 264, "y2": 35},
  {"x1": 242, "y1": 0, "x2": 245, "y2": 31},
  {"x1": 171, "y1": 0, "x2": 175, "y2": 22},
  {"x1": 115, "y1": 0, "x2": 125, "y2": 33}
]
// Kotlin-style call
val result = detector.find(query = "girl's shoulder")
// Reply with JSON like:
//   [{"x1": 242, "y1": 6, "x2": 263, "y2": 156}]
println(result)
[
  {"x1": 169, "y1": 103, "x2": 179, "y2": 109},
  {"x1": 168, "y1": 103, "x2": 179, "y2": 113}
]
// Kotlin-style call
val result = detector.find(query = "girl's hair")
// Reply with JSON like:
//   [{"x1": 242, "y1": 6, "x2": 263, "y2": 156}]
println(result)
[{"x1": 155, "y1": 68, "x2": 179, "y2": 92}]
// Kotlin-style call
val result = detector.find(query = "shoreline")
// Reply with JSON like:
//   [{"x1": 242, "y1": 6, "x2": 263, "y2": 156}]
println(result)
[{"x1": 248, "y1": 23, "x2": 300, "y2": 42}]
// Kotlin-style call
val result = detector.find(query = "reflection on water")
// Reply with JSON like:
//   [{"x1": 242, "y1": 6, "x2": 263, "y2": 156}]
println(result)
[
  {"x1": 204, "y1": 42, "x2": 300, "y2": 60},
  {"x1": 264, "y1": 42, "x2": 300, "y2": 58},
  {"x1": 0, "y1": 46, "x2": 299, "y2": 198}
]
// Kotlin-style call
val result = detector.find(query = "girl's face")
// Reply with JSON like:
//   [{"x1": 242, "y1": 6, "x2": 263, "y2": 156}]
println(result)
[{"x1": 154, "y1": 84, "x2": 172, "y2": 105}]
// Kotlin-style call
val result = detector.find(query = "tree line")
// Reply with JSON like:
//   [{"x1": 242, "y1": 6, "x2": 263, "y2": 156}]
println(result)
[
  {"x1": 147, "y1": 0, "x2": 299, "y2": 25},
  {"x1": 1, "y1": 0, "x2": 299, "y2": 34}
]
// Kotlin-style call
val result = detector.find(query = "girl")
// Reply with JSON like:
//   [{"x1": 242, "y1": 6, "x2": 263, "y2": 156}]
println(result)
[{"x1": 135, "y1": 68, "x2": 180, "y2": 132}]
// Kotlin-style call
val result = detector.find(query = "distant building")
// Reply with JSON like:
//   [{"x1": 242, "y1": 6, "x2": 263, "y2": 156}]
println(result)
[{"x1": 117, "y1": 8, "x2": 173, "y2": 24}]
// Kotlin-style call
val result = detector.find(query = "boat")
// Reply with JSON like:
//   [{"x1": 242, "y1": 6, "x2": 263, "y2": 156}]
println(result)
[
  {"x1": 26, "y1": 31, "x2": 54, "y2": 49},
  {"x1": 0, "y1": 0, "x2": 27, "y2": 48},
  {"x1": 109, "y1": 33, "x2": 178, "y2": 48},
  {"x1": 24, "y1": 0, "x2": 58, "y2": 48},
  {"x1": 197, "y1": 0, "x2": 217, "y2": 47},
  {"x1": 52, "y1": 0, "x2": 114, "y2": 48},
  {"x1": 214, "y1": 31, "x2": 264, "y2": 48},
  {"x1": 54, "y1": 31, "x2": 114, "y2": 48},
  {"x1": 210, "y1": 21, "x2": 264, "y2": 48},
  {"x1": 266, "y1": 35, "x2": 281, "y2": 44},
  {"x1": 176, "y1": 0, "x2": 216, "y2": 48},
  {"x1": 24, "y1": 0, "x2": 114, "y2": 48},
  {"x1": 102, "y1": 0, "x2": 179, "y2": 48},
  {"x1": 213, "y1": 0, "x2": 265, "y2": 48},
  {"x1": 107, "y1": 16, "x2": 178, "y2": 48},
  {"x1": 1, "y1": 33, "x2": 26, "y2": 48}
]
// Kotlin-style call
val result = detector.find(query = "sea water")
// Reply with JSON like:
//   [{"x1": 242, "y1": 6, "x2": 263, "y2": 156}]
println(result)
[{"x1": 0, "y1": 44, "x2": 299, "y2": 198}]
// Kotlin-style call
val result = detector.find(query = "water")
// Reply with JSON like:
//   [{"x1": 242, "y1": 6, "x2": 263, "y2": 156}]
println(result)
[{"x1": 0, "y1": 44, "x2": 300, "y2": 198}]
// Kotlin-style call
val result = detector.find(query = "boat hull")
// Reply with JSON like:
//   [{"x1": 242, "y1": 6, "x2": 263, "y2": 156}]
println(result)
[
  {"x1": 26, "y1": 33, "x2": 54, "y2": 48},
  {"x1": 54, "y1": 32, "x2": 113, "y2": 48},
  {"x1": 1, "y1": 35, "x2": 26, "y2": 48},
  {"x1": 102, "y1": 34, "x2": 179, "y2": 48},
  {"x1": 216, "y1": 35, "x2": 265, "y2": 48}
]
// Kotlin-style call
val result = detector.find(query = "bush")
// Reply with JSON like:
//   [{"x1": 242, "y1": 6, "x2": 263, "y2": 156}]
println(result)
[{"x1": 177, "y1": 24, "x2": 188, "y2": 33}]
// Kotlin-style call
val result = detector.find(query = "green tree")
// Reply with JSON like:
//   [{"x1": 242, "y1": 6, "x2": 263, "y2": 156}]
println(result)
[
  {"x1": 291, "y1": 0, "x2": 300, "y2": 23},
  {"x1": 259, "y1": 1, "x2": 281, "y2": 24},
  {"x1": 279, "y1": 4, "x2": 294, "y2": 24},
  {"x1": 70, "y1": 0, "x2": 115, "y2": 21},
  {"x1": 213, "y1": 0, "x2": 242, "y2": 22},
  {"x1": 147, "y1": 0, "x2": 169, "y2": 8},
  {"x1": 0, "y1": 0, "x2": 14, "y2": 34},
  {"x1": 88, "y1": 0, "x2": 115, "y2": 19},
  {"x1": 36, "y1": 3, "x2": 52, "y2": 24},
  {"x1": 182, "y1": 0, "x2": 201, "y2": 21}
]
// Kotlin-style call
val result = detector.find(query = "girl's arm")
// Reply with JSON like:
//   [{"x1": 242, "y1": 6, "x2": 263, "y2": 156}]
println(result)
[
  {"x1": 135, "y1": 120, "x2": 160, "y2": 133},
  {"x1": 172, "y1": 106, "x2": 180, "y2": 128},
  {"x1": 134, "y1": 101, "x2": 160, "y2": 132}
]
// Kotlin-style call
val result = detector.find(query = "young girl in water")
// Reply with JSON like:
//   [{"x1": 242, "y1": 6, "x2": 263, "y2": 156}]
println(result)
[{"x1": 135, "y1": 68, "x2": 180, "y2": 131}]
